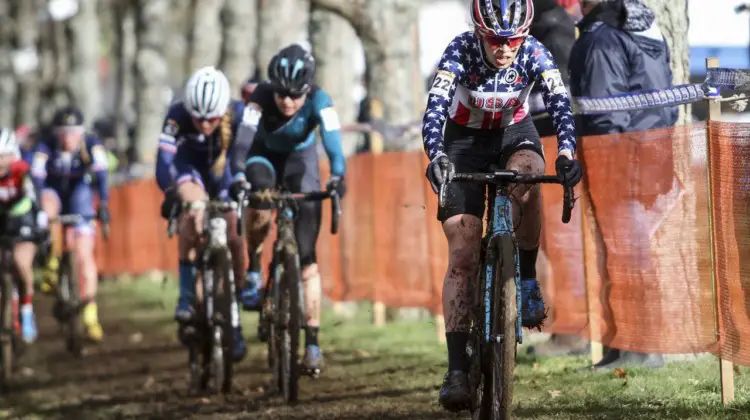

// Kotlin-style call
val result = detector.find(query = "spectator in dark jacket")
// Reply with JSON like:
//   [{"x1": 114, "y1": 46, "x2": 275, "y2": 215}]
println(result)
[
  {"x1": 565, "y1": 0, "x2": 676, "y2": 370},
  {"x1": 529, "y1": 0, "x2": 577, "y2": 137},
  {"x1": 569, "y1": 0, "x2": 678, "y2": 135},
  {"x1": 532, "y1": 0, "x2": 576, "y2": 84}
]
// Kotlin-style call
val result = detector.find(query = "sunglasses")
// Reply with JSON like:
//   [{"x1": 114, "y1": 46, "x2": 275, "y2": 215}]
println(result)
[
  {"x1": 483, "y1": 34, "x2": 526, "y2": 49},
  {"x1": 275, "y1": 89, "x2": 305, "y2": 100},
  {"x1": 192, "y1": 116, "x2": 221, "y2": 125}
]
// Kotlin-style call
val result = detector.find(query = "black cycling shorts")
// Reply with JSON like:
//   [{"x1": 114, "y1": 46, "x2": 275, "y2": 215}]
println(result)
[
  {"x1": 438, "y1": 116, "x2": 545, "y2": 222},
  {"x1": 0, "y1": 208, "x2": 38, "y2": 243},
  {"x1": 244, "y1": 140, "x2": 321, "y2": 267}
]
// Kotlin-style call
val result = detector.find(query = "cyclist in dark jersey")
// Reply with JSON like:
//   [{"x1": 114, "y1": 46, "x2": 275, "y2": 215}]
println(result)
[
  {"x1": 156, "y1": 66, "x2": 249, "y2": 362},
  {"x1": 422, "y1": 0, "x2": 582, "y2": 411},
  {"x1": 32, "y1": 107, "x2": 110, "y2": 343},
  {"x1": 229, "y1": 44, "x2": 346, "y2": 375}
]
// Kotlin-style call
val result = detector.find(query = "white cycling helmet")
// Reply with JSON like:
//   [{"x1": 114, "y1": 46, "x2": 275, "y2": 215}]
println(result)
[
  {"x1": 0, "y1": 128, "x2": 19, "y2": 157},
  {"x1": 184, "y1": 66, "x2": 231, "y2": 120}
]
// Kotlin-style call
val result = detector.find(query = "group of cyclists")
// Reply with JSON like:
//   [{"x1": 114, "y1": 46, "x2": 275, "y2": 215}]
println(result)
[
  {"x1": 0, "y1": 43, "x2": 347, "y2": 379},
  {"x1": 0, "y1": 0, "x2": 586, "y2": 412},
  {"x1": 156, "y1": 43, "x2": 346, "y2": 373},
  {"x1": 0, "y1": 105, "x2": 111, "y2": 345}
]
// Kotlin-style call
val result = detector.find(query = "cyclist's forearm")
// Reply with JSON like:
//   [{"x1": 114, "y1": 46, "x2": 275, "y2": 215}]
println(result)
[
  {"x1": 320, "y1": 129, "x2": 345, "y2": 177},
  {"x1": 230, "y1": 122, "x2": 257, "y2": 181},
  {"x1": 22, "y1": 175, "x2": 38, "y2": 204},
  {"x1": 94, "y1": 169, "x2": 109, "y2": 202},
  {"x1": 421, "y1": 106, "x2": 447, "y2": 160},
  {"x1": 155, "y1": 148, "x2": 175, "y2": 192}
]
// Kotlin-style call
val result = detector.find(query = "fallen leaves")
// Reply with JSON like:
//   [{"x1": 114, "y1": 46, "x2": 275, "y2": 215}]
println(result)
[
  {"x1": 614, "y1": 368, "x2": 628, "y2": 387},
  {"x1": 352, "y1": 349, "x2": 371, "y2": 358},
  {"x1": 129, "y1": 332, "x2": 143, "y2": 344}
]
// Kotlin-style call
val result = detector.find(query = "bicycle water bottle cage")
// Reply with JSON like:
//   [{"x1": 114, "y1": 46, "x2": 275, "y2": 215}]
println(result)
[{"x1": 208, "y1": 217, "x2": 228, "y2": 249}]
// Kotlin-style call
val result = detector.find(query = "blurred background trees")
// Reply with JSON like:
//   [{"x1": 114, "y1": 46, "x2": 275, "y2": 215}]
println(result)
[{"x1": 0, "y1": 0, "x2": 690, "y2": 172}]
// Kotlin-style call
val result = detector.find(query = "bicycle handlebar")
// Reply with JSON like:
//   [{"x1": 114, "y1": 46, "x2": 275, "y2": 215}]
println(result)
[
  {"x1": 166, "y1": 199, "x2": 241, "y2": 239},
  {"x1": 49, "y1": 214, "x2": 110, "y2": 240},
  {"x1": 246, "y1": 189, "x2": 341, "y2": 235},
  {"x1": 438, "y1": 170, "x2": 575, "y2": 224}
]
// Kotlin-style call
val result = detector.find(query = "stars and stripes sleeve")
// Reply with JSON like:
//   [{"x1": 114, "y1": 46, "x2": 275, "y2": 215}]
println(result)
[
  {"x1": 526, "y1": 38, "x2": 577, "y2": 156},
  {"x1": 422, "y1": 34, "x2": 469, "y2": 161}
]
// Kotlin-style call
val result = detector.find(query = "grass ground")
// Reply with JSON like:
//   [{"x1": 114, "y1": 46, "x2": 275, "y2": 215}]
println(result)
[{"x1": 1, "y1": 278, "x2": 749, "y2": 419}]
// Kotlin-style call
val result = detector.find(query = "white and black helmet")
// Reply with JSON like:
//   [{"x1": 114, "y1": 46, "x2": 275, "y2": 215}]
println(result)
[
  {"x1": 184, "y1": 66, "x2": 232, "y2": 119},
  {"x1": 0, "y1": 128, "x2": 19, "y2": 157}
]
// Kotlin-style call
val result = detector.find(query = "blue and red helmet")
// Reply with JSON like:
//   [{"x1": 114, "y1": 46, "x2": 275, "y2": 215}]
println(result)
[{"x1": 472, "y1": 0, "x2": 535, "y2": 38}]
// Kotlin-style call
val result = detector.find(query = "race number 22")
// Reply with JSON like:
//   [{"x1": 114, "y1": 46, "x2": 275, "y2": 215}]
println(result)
[{"x1": 429, "y1": 70, "x2": 456, "y2": 98}]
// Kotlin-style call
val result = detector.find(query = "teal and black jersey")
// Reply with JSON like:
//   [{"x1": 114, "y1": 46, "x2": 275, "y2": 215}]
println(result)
[{"x1": 229, "y1": 82, "x2": 346, "y2": 180}]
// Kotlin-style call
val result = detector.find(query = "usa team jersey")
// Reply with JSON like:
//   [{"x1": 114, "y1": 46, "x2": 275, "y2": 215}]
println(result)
[{"x1": 422, "y1": 31, "x2": 577, "y2": 160}]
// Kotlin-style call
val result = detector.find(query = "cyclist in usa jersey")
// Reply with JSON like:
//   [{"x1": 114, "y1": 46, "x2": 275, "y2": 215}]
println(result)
[{"x1": 422, "y1": 0, "x2": 582, "y2": 411}]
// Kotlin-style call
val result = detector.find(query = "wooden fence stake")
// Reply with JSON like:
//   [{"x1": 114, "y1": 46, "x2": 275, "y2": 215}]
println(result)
[
  {"x1": 370, "y1": 99, "x2": 387, "y2": 328},
  {"x1": 705, "y1": 56, "x2": 735, "y2": 405},
  {"x1": 581, "y1": 187, "x2": 603, "y2": 366}
]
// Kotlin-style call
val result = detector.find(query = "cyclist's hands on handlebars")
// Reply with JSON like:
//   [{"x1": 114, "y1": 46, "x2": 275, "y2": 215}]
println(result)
[
  {"x1": 555, "y1": 155, "x2": 582, "y2": 188},
  {"x1": 426, "y1": 154, "x2": 455, "y2": 194},
  {"x1": 229, "y1": 179, "x2": 250, "y2": 202},
  {"x1": 326, "y1": 176, "x2": 346, "y2": 198},
  {"x1": 160, "y1": 187, "x2": 179, "y2": 220},
  {"x1": 97, "y1": 202, "x2": 110, "y2": 224}
]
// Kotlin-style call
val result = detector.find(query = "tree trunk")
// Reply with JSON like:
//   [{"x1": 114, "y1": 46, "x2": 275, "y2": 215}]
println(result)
[
  {"x1": 164, "y1": 0, "x2": 192, "y2": 90},
  {"x1": 186, "y1": 0, "x2": 224, "y2": 71},
  {"x1": 310, "y1": 0, "x2": 424, "y2": 151},
  {"x1": 113, "y1": 0, "x2": 137, "y2": 154},
  {"x1": 0, "y1": 1, "x2": 17, "y2": 128},
  {"x1": 642, "y1": 0, "x2": 690, "y2": 124},
  {"x1": 37, "y1": 11, "x2": 70, "y2": 123},
  {"x1": 219, "y1": 0, "x2": 257, "y2": 93},
  {"x1": 310, "y1": 8, "x2": 359, "y2": 156},
  {"x1": 11, "y1": 0, "x2": 41, "y2": 128},
  {"x1": 67, "y1": 0, "x2": 102, "y2": 126},
  {"x1": 133, "y1": 0, "x2": 169, "y2": 167},
  {"x1": 256, "y1": 0, "x2": 310, "y2": 79}
]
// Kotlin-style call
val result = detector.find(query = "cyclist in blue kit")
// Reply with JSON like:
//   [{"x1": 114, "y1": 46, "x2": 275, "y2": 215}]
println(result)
[
  {"x1": 422, "y1": 0, "x2": 583, "y2": 411},
  {"x1": 229, "y1": 44, "x2": 346, "y2": 376}
]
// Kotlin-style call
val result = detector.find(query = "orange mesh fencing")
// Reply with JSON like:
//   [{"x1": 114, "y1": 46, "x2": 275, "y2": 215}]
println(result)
[
  {"x1": 537, "y1": 138, "x2": 587, "y2": 336},
  {"x1": 709, "y1": 121, "x2": 750, "y2": 365},
  {"x1": 90, "y1": 122, "x2": 750, "y2": 363},
  {"x1": 576, "y1": 123, "x2": 716, "y2": 354}
]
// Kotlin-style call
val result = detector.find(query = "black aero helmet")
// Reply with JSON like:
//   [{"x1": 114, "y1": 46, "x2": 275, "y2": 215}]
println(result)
[
  {"x1": 267, "y1": 44, "x2": 316, "y2": 95},
  {"x1": 52, "y1": 105, "x2": 85, "y2": 128}
]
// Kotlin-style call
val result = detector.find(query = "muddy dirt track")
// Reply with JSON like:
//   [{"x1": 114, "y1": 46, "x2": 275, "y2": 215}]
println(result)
[{"x1": 0, "y1": 288, "x2": 457, "y2": 420}]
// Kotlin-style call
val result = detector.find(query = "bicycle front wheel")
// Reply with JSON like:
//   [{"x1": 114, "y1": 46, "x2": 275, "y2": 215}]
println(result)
[
  {"x1": 207, "y1": 251, "x2": 235, "y2": 394},
  {"x1": 61, "y1": 252, "x2": 83, "y2": 357},
  {"x1": 0, "y1": 270, "x2": 13, "y2": 392},
  {"x1": 278, "y1": 250, "x2": 302, "y2": 403},
  {"x1": 487, "y1": 236, "x2": 518, "y2": 420}
]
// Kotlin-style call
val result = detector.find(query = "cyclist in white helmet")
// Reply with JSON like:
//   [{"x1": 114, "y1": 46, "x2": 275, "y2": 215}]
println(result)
[
  {"x1": 0, "y1": 128, "x2": 48, "y2": 344},
  {"x1": 423, "y1": 0, "x2": 582, "y2": 411},
  {"x1": 155, "y1": 66, "x2": 251, "y2": 362}
]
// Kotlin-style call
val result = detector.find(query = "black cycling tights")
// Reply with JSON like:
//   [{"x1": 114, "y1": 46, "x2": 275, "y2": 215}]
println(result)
[
  {"x1": 295, "y1": 199, "x2": 321, "y2": 267},
  {"x1": 518, "y1": 247, "x2": 538, "y2": 280}
]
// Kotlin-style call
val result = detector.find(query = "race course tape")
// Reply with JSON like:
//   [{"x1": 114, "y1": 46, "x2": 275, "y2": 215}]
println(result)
[{"x1": 572, "y1": 67, "x2": 749, "y2": 115}]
